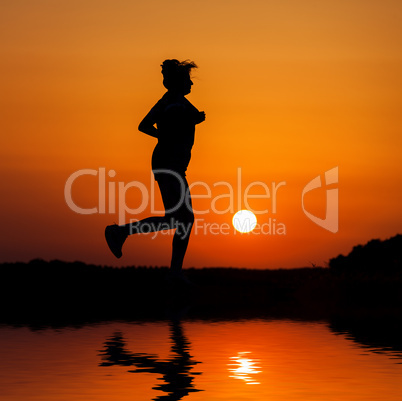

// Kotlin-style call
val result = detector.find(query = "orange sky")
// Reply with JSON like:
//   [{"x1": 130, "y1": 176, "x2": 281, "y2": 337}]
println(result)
[{"x1": 1, "y1": 0, "x2": 401, "y2": 268}]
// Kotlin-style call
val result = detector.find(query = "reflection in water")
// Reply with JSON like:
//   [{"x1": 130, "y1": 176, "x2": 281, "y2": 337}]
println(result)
[
  {"x1": 228, "y1": 352, "x2": 262, "y2": 385},
  {"x1": 99, "y1": 319, "x2": 202, "y2": 400}
]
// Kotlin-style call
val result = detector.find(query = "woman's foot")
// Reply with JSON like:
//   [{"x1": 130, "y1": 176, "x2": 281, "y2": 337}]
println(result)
[{"x1": 105, "y1": 224, "x2": 127, "y2": 258}]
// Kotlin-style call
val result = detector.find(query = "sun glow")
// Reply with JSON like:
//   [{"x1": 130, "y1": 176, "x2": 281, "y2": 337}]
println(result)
[{"x1": 232, "y1": 210, "x2": 257, "y2": 233}]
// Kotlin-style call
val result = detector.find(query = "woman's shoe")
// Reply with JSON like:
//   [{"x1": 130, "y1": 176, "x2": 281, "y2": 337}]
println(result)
[{"x1": 105, "y1": 224, "x2": 127, "y2": 258}]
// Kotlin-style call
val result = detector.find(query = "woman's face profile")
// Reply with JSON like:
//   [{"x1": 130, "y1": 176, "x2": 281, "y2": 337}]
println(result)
[
  {"x1": 182, "y1": 76, "x2": 193, "y2": 95},
  {"x1": 167, "y1": 74, "x2": 193, "y2": 95},
  {"x1": 172, "y1": 75, "x2": 192, "y2": 95}
]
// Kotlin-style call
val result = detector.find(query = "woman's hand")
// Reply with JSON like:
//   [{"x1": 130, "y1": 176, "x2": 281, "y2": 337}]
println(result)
[{"x1": 195, "y1": 111, "x2": 206, "y2": 124}]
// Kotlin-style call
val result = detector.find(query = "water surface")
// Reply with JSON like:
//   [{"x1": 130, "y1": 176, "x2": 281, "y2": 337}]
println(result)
[{"x1": 0, "y1": 319, "x2": 401, "y2": 400}]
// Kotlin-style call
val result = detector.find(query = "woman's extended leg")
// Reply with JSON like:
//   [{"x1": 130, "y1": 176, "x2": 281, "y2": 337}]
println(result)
[
  {"x1": 156, "y1": 174, "x2": 194, "y2": 272},
  {"x1": 105, "y1": 173, "x2": 194, "y2": 269}
]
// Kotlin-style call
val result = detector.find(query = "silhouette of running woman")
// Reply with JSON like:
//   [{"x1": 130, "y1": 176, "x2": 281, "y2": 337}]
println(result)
[{"x1": 105, "y1": 59, "x2": 205, "y2": 280}]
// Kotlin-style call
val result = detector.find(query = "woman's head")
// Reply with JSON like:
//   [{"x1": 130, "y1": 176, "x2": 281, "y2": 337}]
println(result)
[{"x1": 161, "y1": 59, "x2": 197, "y2": 95}]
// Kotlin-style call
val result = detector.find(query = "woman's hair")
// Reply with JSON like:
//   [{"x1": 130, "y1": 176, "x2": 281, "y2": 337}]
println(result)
[{"x1": 161, "y1": 59, "x2": 197, "y2": 91}]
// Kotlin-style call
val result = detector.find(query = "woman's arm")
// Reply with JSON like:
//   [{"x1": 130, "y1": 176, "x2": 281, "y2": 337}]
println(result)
[{"x1": 138, "y1": 107, "x2": 159, "y2": 138}]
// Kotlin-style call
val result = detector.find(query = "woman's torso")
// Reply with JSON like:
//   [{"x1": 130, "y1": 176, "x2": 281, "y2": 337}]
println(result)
[{"x1": 152, "y1": 92, "x2": 199, "y2": 174}]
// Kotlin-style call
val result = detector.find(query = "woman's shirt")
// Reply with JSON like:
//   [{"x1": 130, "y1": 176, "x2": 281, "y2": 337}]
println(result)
[{"x1": 151, "y1": 92, "x2": 201, "y2": 175}]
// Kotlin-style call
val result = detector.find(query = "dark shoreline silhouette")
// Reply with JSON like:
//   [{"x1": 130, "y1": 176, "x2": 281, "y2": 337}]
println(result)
[
  {"x1": 329, "y1": 234, "x2": 401, "y2": 272},
  {"x1": 1, "y1": 234, "x2": 401, "y2": 329}
]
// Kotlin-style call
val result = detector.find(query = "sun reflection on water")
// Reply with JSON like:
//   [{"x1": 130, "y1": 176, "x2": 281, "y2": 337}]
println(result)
[{"x1": 228, "y1": 352, "x2": 262, "y2": 385}]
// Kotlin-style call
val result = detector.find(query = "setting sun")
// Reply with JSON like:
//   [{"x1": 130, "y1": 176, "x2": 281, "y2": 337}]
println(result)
[{"x1": 232, "y1": 210, "x2": 257, "y2": 233}]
